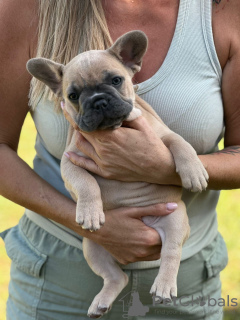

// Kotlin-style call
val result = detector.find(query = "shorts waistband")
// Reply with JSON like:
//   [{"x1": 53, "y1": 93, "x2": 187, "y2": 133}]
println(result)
[{"x1": 25, "y1": 209, "x2": 83, "y2": 250}]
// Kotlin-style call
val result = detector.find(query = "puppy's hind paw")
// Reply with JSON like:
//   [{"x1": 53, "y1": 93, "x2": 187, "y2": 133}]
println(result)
[
  {"x1": 150, "y1": 277, "x2": 177, "y2": 302},
  {"x1": 87, "y1": 299, "x2": 112, "y2": 318}
]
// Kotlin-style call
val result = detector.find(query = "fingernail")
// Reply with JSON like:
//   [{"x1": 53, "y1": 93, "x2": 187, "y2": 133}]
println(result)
[
  {"x1": 166, "y1": 203, "x2": 178, "y2": 211},
  {"x1": 61, "y1": 101, "x2": 64, "y2": 110},
  {"x1": 64, "y1": 152, "x2": 70, "y2": 158}
]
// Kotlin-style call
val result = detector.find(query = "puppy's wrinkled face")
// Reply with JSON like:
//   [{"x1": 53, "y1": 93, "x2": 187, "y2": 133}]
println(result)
[
  {"x1": 27, "y1": 30, "x2": 148, "y2": 132},
  {"x1": 62, "y1": 51, "x2": 135, "y2": 132}
]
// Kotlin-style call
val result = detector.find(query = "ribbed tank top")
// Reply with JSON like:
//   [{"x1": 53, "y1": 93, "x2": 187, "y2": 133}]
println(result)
[{"x1": 26, "y1": 0, "x2": 224, "y2": 269}]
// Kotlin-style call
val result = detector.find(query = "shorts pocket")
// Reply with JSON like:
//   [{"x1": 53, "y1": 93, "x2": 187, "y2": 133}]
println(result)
[
  {"x1": 1, "y1": 226, "x2": 47, "y2": 277},
  {"x1": 204, "y1": 233, "x2": 228, "y2": 279},
  {"x1": 1, "y1": 225, "x2": 48, "y2": 320}
]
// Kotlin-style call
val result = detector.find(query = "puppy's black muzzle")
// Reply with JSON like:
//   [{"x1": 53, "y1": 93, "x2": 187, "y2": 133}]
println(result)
[{"x1": 79, "y1": 92, "x2": 133, "y2": 132}]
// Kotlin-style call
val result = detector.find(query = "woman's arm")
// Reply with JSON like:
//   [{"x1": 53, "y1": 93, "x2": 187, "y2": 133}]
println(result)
[
  {"x1": 0, "y1": 0, "x2": 175, "y2": 265},
  {"x1": 0, "y1": 0, "x2": 79, "y2": 232},
  {"x1": 198, "y1": 0, "x2": 240, "y2": 190}
]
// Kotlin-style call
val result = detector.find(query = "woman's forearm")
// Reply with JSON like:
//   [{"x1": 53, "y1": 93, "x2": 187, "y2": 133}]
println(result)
[
  {"x1": 160, "y1": 146, "x2": 240, "y2": 191},
  {"x1": 0, "y1": 144, "x2": 88, "y2": 235},
  {"x1": 199, "y1": 146, "x2": 240, "y2": 190}
]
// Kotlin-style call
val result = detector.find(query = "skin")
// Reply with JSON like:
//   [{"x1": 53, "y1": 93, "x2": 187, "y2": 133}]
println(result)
[{"x1": 0, "y1": 0, "x2": 240, "y2": 266}]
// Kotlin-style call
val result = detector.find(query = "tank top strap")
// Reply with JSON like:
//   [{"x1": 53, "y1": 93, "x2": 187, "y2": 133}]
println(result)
[{"x1": 201, "y1": 0, "x2": 222, "y2": 80}]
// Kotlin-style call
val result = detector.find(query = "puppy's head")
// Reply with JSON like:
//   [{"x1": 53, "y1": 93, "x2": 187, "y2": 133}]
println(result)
[{"x1": 27, "y1": 30, "x2": 148, "y2": 132}]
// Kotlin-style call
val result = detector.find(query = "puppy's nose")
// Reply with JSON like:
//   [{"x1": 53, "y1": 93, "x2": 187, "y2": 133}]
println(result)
[{"x1": 93, "y1": 98, "x2": 107, "y2": 110}]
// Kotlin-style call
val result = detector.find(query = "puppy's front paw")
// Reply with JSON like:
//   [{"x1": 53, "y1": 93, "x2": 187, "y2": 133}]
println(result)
[
  {"x1": 76, "y1": 206, "x2": 105, "y2": 231},
  {"x1": 176, "y1": 158, "x2": 209, "y2": 192}
]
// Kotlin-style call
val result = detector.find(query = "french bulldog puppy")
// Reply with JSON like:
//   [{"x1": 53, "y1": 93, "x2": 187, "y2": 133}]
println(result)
[{"x1": 27, "y1": 30, "x2": 208, "y2": 318}]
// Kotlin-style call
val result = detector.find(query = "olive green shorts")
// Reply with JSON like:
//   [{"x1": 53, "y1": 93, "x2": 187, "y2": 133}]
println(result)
[{"x1": 1, "y1": 214, "x2": 228, "y2": 320}]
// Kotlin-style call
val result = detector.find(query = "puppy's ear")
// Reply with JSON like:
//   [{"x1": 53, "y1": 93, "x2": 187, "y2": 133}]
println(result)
[
  {"x1": 27, "y1": 58, "x2": 64, "y2": 97},
  {"x1": 108, "y1": 30, "x2": 148, "y2": 74}
]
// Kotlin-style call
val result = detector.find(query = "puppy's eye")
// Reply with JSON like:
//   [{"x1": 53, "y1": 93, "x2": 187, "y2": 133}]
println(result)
[
  {"x1": 112, "y1": 77, "x2": 122, "y2": 86},
  {"x1": 68, "y1": 93, "x2": 79, "y2": 101}
]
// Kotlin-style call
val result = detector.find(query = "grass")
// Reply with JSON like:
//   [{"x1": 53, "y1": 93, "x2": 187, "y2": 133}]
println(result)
[{"x1": 0, "y1": 114, "x2": 240, "y2": 319}]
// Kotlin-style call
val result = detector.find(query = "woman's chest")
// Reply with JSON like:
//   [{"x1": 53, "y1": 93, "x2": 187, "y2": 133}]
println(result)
[{"x1": 106, "y1": 0, "x2": 230, "y2": 83}]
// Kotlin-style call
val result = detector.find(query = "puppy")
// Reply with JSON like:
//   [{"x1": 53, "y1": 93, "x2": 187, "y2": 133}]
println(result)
[{"x1": 27, "y1": 30, "x2": 208, "y2": 318}]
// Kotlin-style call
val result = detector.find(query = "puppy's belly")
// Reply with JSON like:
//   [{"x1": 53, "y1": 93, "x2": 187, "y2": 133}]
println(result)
[{"x1": 92, "y1": 174, "x2": 182, "y2": 210}]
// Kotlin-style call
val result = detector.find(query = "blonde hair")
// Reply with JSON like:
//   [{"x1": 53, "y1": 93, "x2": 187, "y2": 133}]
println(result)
[{"x1": 29, "y1": 0, "x2": 112, "y2": 110}]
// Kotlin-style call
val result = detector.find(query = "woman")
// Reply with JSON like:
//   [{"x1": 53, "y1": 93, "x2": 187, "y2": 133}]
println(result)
[{"x1": 0, "y1": 0, "x2": 239, "y2": 319}]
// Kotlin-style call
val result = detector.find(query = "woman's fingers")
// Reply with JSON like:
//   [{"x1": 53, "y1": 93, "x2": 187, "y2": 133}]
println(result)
[
  {"x1": 64, "y1": 151, "x2": 100, "y2": 175},
  {"x1": 126, "y1": 203, "x2": 178, "y2": 219},
  {"x1": 65, "y1": 131, "x2": 109, "y2": 176},
  {"x1": 116, "y1": 251, "x2": 162, "y2": 265},
  {"x1": 140, "y1": 252, "x2": 161, "y2": 262},
  {"x1": 75, "y1": 131, "x2": 99, "y2": 160},
  {"x1": 122, "y1": 115, "x2": 151, "y2": 134}
]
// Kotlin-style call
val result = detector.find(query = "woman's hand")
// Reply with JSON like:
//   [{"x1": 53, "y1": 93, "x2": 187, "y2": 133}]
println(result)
[
  {"x1": 77, "y1": 203, "x2": 177, "y2": 265},
  {"x1": 62, "y1": 104, "x2": 178, "y2": 185}
]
